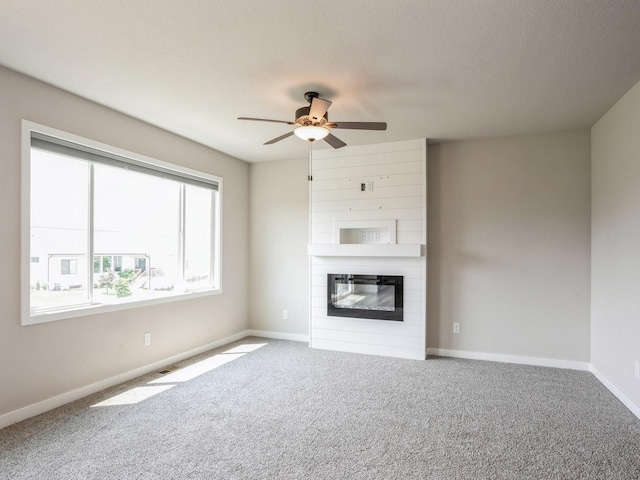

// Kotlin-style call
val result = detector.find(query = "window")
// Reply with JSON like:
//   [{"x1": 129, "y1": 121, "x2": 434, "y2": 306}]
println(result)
[
  {"x1": 61, "y1": 259, "x2": 77, "y2": 275},
  {"x1": 22, "y1": 121, "x2": 222, "y2": 325},
  {"x1": 114, "y1": 256, "x2": 122, "y2": 272}
]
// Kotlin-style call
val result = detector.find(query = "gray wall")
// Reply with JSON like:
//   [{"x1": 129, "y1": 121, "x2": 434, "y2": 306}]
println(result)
[
  {"x1": 249, "y1": 158, "x2": 309, "y2": 336},
  {"x1": 591, "y1": 79, "x2": 640, "y2": 407},
  {"x1": 0, "y1": 66, "x2": 250, "y2": 418},
  {"x1": 248, "y1": 131, "x2": 592, "y2": 362},
  {"x1": 427, "y1": 131, "x2": 592, "y2": 361}
]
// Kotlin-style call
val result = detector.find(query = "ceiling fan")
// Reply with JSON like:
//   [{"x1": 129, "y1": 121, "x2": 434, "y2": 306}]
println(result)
[{"x1": 238, "y1": 91, "x2": 387, "y2": 149}]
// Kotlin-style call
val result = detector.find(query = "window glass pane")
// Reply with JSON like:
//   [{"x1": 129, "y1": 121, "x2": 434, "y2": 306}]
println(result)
[
  {"x1": 102, "y1": 256, "x2": 111, "y2": 272},
  {"x1": 93, "y1": 164, "x2": 180, "y2": 304},
  {"x1": 184, "y1": 185, "x2": 213, "y2": 290},
  {"x1": 27, "y1": 125, "x2": 221, "y2": 323},
  {"x1": 30, "y1": 150, "x2": 89, "y2": 310}
]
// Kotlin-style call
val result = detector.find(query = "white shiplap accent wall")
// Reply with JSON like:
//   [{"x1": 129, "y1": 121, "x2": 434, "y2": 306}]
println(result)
[{"x1": 309, "y1": 139, "x2": 427, "y2": 360}]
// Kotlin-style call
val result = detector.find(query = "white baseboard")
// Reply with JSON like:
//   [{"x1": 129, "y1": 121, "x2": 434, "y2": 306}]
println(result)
[
  {"x1": 0, "y1": 329, "x2": 252, "y2": 430},
  {"x1": 590, "y1": 365, "x2": 640, "y2": 420},
  {"x1": 4, "y1": 334, "x2": 637, "y2": 429},
  {"x1": 426, "y1": 347, "x2": 591, "y2": 371},
  {"x1": 427, "y1": 347, "x2": 639, "y2": 420},
  {"x1": 247, "y1": 329, "x2": 309, "y2": 343}
]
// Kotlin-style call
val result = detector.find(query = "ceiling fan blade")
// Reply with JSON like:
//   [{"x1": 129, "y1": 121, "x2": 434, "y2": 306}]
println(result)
[
  {"x1": 326, "y1": 121, "x2": 387, "y2": 130},
  {"x1": 323, "y1": 133, "x2": 347, "y2": 149},
  {"x1": 264, "y1": 131, "x2": 295, "y2": 145},
  {"x1": 309, "y1": 97, "x2": 332, "y2": 121},
  {"x1": 238, "y1": 117, "x2": 295, "y2": 125}
]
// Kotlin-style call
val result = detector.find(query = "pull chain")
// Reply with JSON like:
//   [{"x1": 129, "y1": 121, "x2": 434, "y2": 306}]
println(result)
[
  {"x1": 308, "y1": 141, "x2": 313, "y2": 182},
  {"x1": 308, "y1": 141, "x2": 313, "y2": 244}
]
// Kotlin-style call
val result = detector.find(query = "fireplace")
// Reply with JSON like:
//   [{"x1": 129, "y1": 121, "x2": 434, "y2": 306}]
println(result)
[{"x1": 327, "y1": 274, "x2": 403, "y2": 321}]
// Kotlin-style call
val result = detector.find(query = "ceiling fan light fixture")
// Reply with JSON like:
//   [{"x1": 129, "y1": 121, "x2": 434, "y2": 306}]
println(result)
[
  {"x1": 238, "y1": 91, "x2": 386, "y2": 149},
  {"x1": 294, "y1": 125, "x2": 329, "y2": 142}
]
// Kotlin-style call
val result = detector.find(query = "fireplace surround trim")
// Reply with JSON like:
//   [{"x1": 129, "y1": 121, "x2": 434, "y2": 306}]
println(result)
[{"x1": 308, "y1": 243, "x2": 423, "y2": 257}]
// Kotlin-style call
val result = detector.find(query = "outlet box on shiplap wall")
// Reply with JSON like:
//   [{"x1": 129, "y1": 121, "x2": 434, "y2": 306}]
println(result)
[{"x1": 308, "y1": 139, "x2": 427, "y2": 360}]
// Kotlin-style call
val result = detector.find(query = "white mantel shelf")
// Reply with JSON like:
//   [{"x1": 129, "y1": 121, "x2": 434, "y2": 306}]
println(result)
[{"x1": 308, "y1": 244, "x2": 424, "y2": 258}]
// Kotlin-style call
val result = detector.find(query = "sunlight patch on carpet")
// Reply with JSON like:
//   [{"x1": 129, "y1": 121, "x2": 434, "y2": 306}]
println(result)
[
  {"x1": 90, "y1": 343, "x2": 268, "y2": 407},
  {"x1": 149, "y1": 353, "x2": 242, "y2": 383},
  {"x1": 91, "y1": 385, "x2": 174, "y2": 407},
  {"x1": 222, "y1": 343, "x2": 268, "y2": 354},
  {"x1": 150, "y1": 343, "x2": 268, "y2": 384}
]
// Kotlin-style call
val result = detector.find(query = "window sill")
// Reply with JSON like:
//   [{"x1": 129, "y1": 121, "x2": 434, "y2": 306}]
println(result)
[{"x1": 23, "y1": 288, "x2": 221, "y2": 326}]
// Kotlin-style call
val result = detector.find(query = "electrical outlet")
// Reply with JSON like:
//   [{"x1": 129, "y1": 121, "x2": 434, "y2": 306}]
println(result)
[
  {"x1": 635, "y1": 361, "x2": 639, "y2": 380},
  {"x1": 453, "y1": 322, "x2": 460, "y2": 334},
  {"x1": 144, "y1": 332, "x2": 151, "y2": 347},
  {"x1": 283, "y1": 310, "x2": 288, "y2": 320}
]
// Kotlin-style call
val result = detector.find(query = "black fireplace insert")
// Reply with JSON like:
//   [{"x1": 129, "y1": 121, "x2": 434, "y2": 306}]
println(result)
[{"x1": 327, "y1": 274, "x2": 403, "y2": 321}]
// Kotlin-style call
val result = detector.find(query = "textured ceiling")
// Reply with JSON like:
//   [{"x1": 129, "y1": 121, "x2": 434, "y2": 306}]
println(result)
[{"x1": 1, "y1": 1, "x2": 639, "y2": 163}]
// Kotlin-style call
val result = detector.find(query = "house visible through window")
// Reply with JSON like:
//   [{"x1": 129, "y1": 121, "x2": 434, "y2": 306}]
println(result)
[{"x1": 23, "y1": 122, "x2": 222, "y2": 325}]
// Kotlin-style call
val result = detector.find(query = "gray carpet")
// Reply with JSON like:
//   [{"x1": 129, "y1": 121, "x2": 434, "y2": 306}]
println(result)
[{"x1": 1, "y1": 337, "x2": 639, "y2": 479}]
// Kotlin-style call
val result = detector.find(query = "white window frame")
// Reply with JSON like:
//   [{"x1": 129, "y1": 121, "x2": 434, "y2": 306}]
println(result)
[{"x1": 21, "y1": 120, "x2": 223, "y2": 326}]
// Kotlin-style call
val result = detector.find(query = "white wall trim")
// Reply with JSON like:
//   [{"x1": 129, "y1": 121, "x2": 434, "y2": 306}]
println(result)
[
  {"x1": 1, "y1": 329, "x2": 310, "y2": 429},
  {"x1": 590, "y1": 365, "x2": 640, "y2": 420},
  {"x1": 428, "y1": 347, "x2": 640, "y2": 419},
  {"x1": 0, "y1": 329, "x2": 251, "y2": 430},
  {"x1": 4, "y1": 334, "x2": 637, "y2": 429},
  {"x1": 247, "y1": 329, "x2": 309, "y2": 343},
  {"x1": 427, "y1": 347, "x2": 591, "y2": 371}
]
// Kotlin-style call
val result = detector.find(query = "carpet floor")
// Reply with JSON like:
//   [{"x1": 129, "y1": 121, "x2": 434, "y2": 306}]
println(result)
[{"x1": 1, "y1": 337, "x2": 639, "y2": 479}]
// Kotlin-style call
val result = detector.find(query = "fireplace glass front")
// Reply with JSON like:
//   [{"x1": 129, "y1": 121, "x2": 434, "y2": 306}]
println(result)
[{"x1": 327, "y1": 274, "x2": 403, "y2": 321}]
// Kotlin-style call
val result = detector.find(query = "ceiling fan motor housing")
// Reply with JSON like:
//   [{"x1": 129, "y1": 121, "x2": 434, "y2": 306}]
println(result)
[{"x1": 295, "y1": 106, "x2": 328, "y2": 126}]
